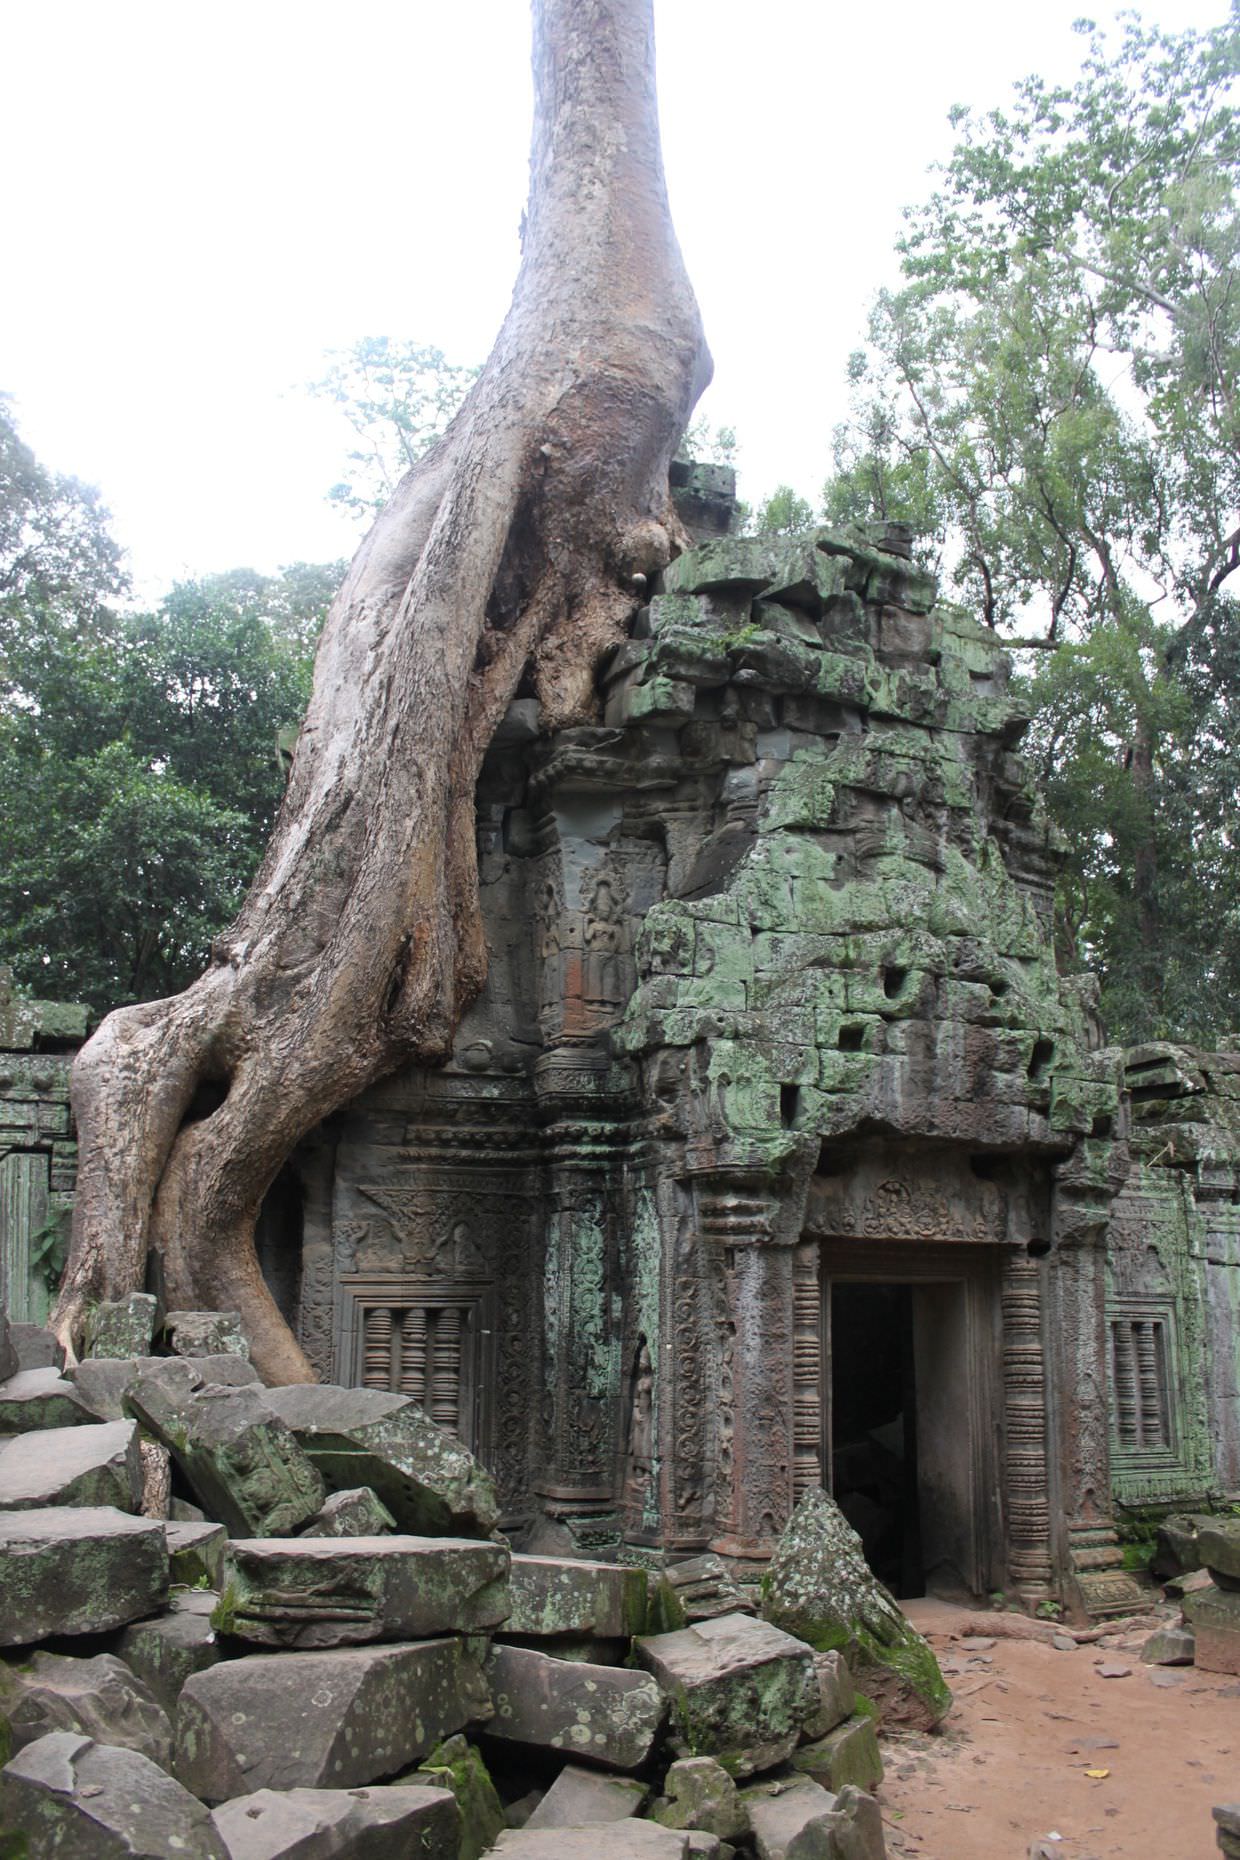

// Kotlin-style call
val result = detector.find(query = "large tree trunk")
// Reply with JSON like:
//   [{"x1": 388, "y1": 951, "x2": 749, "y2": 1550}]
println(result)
[{"x1": 52, "y1": 0, "x2": 710, "y2": 1381}]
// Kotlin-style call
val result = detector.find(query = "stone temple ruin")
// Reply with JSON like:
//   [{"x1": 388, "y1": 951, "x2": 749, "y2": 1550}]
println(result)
[{"x1": 5, "y1": 465, "x2": 1240, "y2": 1627}]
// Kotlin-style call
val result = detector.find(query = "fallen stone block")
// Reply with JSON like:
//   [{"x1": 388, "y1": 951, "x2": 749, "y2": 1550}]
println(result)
[
  {"x1": 792, "y1": 1713, "x2": 883, "y2": 1793},
  {"x1": 745, "y1": 1778, "x2": 886, "y2": 1860},
  {"x1": 525, "y1": 1763, "x2": 648, "y2": 1827},
  {"x1": 762, "y1": 1487, "x2": 951, "y2": 1730},
  {"x1": 649, "y1": 1756, "x2": 746, "y2": 1840},
  {"x1": 217, "y1": 1534, "x2": 509, "y2": 1648},
  {"x1": 117, "y1": 1591, "x2": 222, "y2": 1714},
  {"x1": 0, "y1": 1308, "x2": 16, "y2": 1383},
  {"x1": 167, "y1": 1518, "x2": 228, "y2": 1588},
  {"x1": 0, "y1": 1364, "x2": 93, "y2": 1430},
  {"x1": 0, "y1": 1650, "x2": 172, "y2": 1765},
  {"x1": 84, "y1": 1292, "x2": 158, "y2": 1359},
  {"x1": 635, "y1": 1612, "x2": 818, "y2": 1778},
  {"x1": 1151, "y1": 1512, "x2": 1212, "y2": 1579},
  {"x1": 803, "y1": 1650, "x2": 855, "y2": 1739},
  {"x1": 0, "y1": 1729, "x2": 227, "y2": 1857},
  {"x1": 1140, "y1": 1622, "x2": 1196, "y2": 1666},
  {"x1": 300, "y1": 1486, "x2": 397, "y2": 1537},
  {"x1": 485, "y1": 1642, "x2": 663, "y2": 1771},
  {"x1": 0, "y1": 1505, "x2": 169, "y2": 1644},
  {"x1": 9, "y1": 1323, "x2": 65, "y2": 1371},
  {"x1": 493, "y1": 1828, "x2": 689, "y2": 1857},
  {"x1": 175, "y1": 1638, "x2": 490, "y2": 1802},
  {"x1": 408, "y1": 1732, "x2": 505, "y2": 1860},
  {"x1": 1215, "y1": 1804, "x2": 1240, "y2": 1859},
  {"x1": 0, "y1": 1417, "x2": 144, "y2": 1511},
  {"x1": 662, "y1": 1555, "x2": 753, "y2": 1623},
  {"x1": 165, "y1": 1310, "x2": 251, "y2": 1360},
  {"x1": 1183, "y1": 1583, "x2": 1240, "y2": 1676},
  {"x1": 70, "y1": 1354, "x2": 260, "y2": 1421},
  {"x1": 126, "y1": 1360, "x2": 325, "y2": 1537},
  {"x1": 1199, "y1": 1520, "x2": 1240, "y2": 1586},
  {"x1": 505, "y1": 1555, "x2": 648, "y2": 1640},
  {"x1": 209, "y1": 1782, "x2": 460, "y2": 1859},
  {"x1": 265, "y1": 1384, "x2": 498, "y2": 1537}
]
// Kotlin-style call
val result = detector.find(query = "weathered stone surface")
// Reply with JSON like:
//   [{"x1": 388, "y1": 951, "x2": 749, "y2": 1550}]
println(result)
[
  {"x1": 127, "y1": 1361, "x2": 325, "y2": 1537},
  {"x1": 762, "y1": 1488, "x2": 950, "y2": 1730},
  {"x1": 408, "y1": 1733, "x2": 505, "y2": 1860},
  {"x1": 742, "y1": 1778, "x2": 839, "y2": 1860},
  {"x1": 300, "y1": 1487, "x2": 397, "y2": 1538},
  {"x1": 0, "y1": 1308, "x2": 17, "y2": 1383},
  {"x1": 505, "y1": 1555, "x2": 648, "y2": 1639},
  {"x1": 485, "y1": 1642, "x2": 663, "y2": 1771},
  {"x1": 117, "y1": 1591, "x2": 222, "y2": 1713},
  {"x1": 635, "y1": 1612, "x2": 818, "y2": 1778},
  {"x1": 0, "y1": 1505, "x2": 169, "y2": 1644},
  {"x1": 1151, "y1": 1513, "x2": 1212, "y2": 1578},
  {"x1": 167, "y1": 1518, "x2": 228, "y2": 1588},
  {"x1": 9, "y1": 1323, "x2": 65, "y2": 1371},
  {"x1": 1216, "y1": 1805, "x2": 1240, "y2": 1859},
  {"x1": 0, "y1": 1364, "x2": 92, "y2": 1430},
  {"x1": 175, "y1": 1639, "x2": 490, "y2": 1802},
  {"x1": 0, "y1": 1650, "x2": 172, "y2": 1765},
  {"x1": 803, "y1": 1651, "x2": 855, "y2": 1739},
  {"x1": 85, "y1": 1292, "x2": 158, "y2": 1359},
  {"x1": 70, "y1": 1355, "x2": 260, "y2": 1421},
  {"x1": 1199, "y1": 1520, "x2": 1240, "y2": 1583},
  {"x1": 165, "y1": 1310, "x2": 251, "y2": 1360},
  {"x1": 1140, "y1": 1622, "x2": 1196, "y2": 1665},
  {"x1": 493, "y1": 1828, "x2": 689, "y2": 1858},
  {"x1": 1183, "y1": 1583, "x2": 1240, "y2": 1676},
  {"x1": 217, "y1": 1535, "x2": 509, "y2": 1648},
  {"x1": 0, "y1": 1417, "x2": 144, "y2": 1511},
  {"x1": 209, "y1": 1783, "x2": 459, "y2": 1859},
  {"x1": 662, "y1": 1555, "x2": 753, "y2": 1623},
  {"x1": 0, "y1": 1729, "x2": 227, "y2": 1857},
  {"x1": 525, "y1": 1763, "x2": 648, "y2": 1827},
  {"x1": 792, "y1": 1714, "x2": 884, "y2": 1793},
  {"x1": 649, "y1": 1757, "x2": 746, "y2": 1840},
  {"x1": 264, "y1": 1385, "x2": 498, "y2": 1537}
]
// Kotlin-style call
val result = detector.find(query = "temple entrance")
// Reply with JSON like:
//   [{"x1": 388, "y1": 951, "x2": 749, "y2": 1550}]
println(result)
[{"x1": 822, "y1": 1247, "x2": 997, "y2": 1601}]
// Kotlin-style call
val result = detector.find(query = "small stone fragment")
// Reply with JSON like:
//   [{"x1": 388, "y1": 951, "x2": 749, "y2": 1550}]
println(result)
[
  {"x1": 485, "y1": 1642, "x2": 664, "y2": 1771},
  {"x1": 175, "y1": 1638, "x2": 491, "y2": 1801},
  {"x1": 649, "y1": 1756, "x2": 746, "y2": 1841},
  {"x1": 217, "y1": 1534, "x2": 510, "y2": 1648},
  {"x1": 1095, "y1": 1662, "x2": 1131, "y2": 1678},
  {"x1": 803, "y1": 1650, "x2": 856, "y2": 1739},
  {"x1": 505, "y1": 1554, "x2": 648, "y2": 1639},
  {"x1": 0, "y1": 1650, "x2": 172, "y2": 1765},
  {"x1": 126, "y1": 1360, "x2": 325, "y2": 1537},
  {"x1": 208, "y1": 1782, "x2": 460, "y2": 1859},
  {"x1": 792, "y1": 1712, "x2": 884, "y2": 1793},
  {"x1": 165, "y1": 1310, "x2": 251, "y2": 1360},
  {"x1": 300, "y1": 1486, "x2": 397, "y2": 1537},
  {"x1": 166, "y1": 1518, "x2": 228, "y2": 1588},
  {"x1": 84, "y1": 1292, "x2": 158, "y2": 1359},
  {"x1": 636, "y1": 1611, "x2": 818, "y2": 1778},
  {"x1": 525, "y1": 1763, "x2": 648, "y2": 1827},
  {"x1": 408, "y1": 1732, "x2": 505, "y2": 1860},
  {"x1": 0, "y1": 1729, "x2": 227, "y2": 1858},
  {"x1": 117, "y1": 1590, "x2": 222, "y2": 1713},
  {"x1": 761, "y1": 1487, "x2": 951, "y2": 1730},
  {"x1": 265, "y1": 1384, "x2": 499, "y2": 1536},
  {"x1": 659, "y1": 1554, "x2": 753, "y2": 1622},
  {"x1": 743, "y1": 1776, "x2": 838, "y2": 1859},
  {"x1": 0, "y1": 1417, "x2": 144, "y2": 1510},
  {"x1": 0, "y1": 1505, "x2": 169, "y2": 1644},
  {"x1": 0, "y1": 1364, "x2": 93, "y2": 1430}
]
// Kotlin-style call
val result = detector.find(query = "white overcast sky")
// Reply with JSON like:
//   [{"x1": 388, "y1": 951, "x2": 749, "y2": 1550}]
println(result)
[{"x1": 1, "y1": 0, "x2": 1227, "y2": 596}]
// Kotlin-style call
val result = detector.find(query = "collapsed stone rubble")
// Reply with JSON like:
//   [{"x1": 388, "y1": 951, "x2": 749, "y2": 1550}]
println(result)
[{"x1": 0, "y1": 1310, "x2": 894, "y2": 1858}]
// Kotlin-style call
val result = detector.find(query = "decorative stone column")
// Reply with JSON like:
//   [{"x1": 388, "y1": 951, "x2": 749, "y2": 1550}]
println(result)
[{"x1": 1000, "y1": 1250, "x2": 1054, "y2": 1605}]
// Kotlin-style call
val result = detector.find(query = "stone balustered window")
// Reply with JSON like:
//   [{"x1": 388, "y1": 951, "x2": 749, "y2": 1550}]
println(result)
[{"x1": 341, "y1": 1276, "x2": 494, "y2": 1453}]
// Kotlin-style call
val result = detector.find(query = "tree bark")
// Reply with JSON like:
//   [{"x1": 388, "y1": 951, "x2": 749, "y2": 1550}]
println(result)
[{"x1": 52, "y1": 0, "x2": 711, "y2": 1381}]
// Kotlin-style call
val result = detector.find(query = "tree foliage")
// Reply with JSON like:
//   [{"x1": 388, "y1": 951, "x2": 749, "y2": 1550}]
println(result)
[
  {"x1": 0, "y1": 402, "x2": 341, "y2": 1016},
  {"x1": 825, "y1": 11, "x2": 1240, "y2": 1044}
]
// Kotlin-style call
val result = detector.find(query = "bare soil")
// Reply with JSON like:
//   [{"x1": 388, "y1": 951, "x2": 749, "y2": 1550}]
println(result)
[{"x1": 876, "y1": 1597, "x2": 1238, "y2": 1860}]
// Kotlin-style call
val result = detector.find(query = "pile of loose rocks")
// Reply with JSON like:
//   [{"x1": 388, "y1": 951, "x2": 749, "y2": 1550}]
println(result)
[
  {"x1": 1141, "y1": 1512, "x2": 1240, "y2": 1675},
  {"x1": 0, "y1": 1296, "x2": 902, "y2": 1858}
]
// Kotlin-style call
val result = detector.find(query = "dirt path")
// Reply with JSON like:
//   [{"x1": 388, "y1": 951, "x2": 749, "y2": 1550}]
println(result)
[{"x1": 876, "y1": 1598, "x2": 1238, "y2": 1860}]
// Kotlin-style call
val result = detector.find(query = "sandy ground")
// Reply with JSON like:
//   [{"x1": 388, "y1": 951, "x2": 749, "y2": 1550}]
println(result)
[{"x1": 875, "y1": 1598, "x2": 1239, "y2": 1860}]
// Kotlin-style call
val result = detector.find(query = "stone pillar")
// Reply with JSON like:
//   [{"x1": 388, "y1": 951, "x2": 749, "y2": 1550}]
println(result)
[{"x1": 1000, "y1": 1250, "x2": 1054, "y2": 1605}]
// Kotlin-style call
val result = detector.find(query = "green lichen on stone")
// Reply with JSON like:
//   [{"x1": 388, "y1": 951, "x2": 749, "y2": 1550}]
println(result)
[{"x1": 411, "y1": 1733, "x2": 504, "y2": 1860}]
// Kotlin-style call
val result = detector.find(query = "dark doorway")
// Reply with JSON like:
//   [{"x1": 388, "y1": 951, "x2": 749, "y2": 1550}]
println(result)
[{"x1": 830, "y1": 1282, "x2": 923, "y2": 1596}]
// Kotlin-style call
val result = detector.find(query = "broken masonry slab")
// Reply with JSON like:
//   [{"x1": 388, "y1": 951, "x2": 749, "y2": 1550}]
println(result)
[
  {"x1": 0, "y1": 1416, "x2": 144, "y2": 1511},
  {"x1": 300, "y1": 1485, "x2": 397, "y2": 1537},
  {"x1": 484, "y1": 1642, "x2": 664, "y2": 1772},
  {"x1": 525, "y1": 1763, "x2": 649, "y2": 1827},
  {"x1": 174, "y1": 1637, "x2": 490, "y2": 1802},
  {"x1": 208, "y1": 1782, "x2": 460, "y2": 1860},
  {"x1": 264, "y1": 1383, "x2": 499, "y2": 1536},
  {"x1": 83, "y1": 1291, "x2": 158, "y2": 1359},
  {"x1": 493, "y1": 1826, "x2": 691, "y2": 1858},
  {"x1": 0, "y1": 1648, "x2": 172, "y2": 1766},
  {"x1": 0, "y1": 1505, "x2": 169, "y2": 1644},
  {"x1": 117, "y1": 1590, "x2": 223, "y2": 1714},
  {"x1": 791, "y1": 1711, "x2": 884, "y2": 1794},
  {"x1": 0, "y1": 1364, "x2": 93, "y2": 1429},
  {"x1": 635, "y1": 1611, "x2": 819, "y2": 1779},
  {"x1": 165, "y1": 1309, "x2": 251, "y2": 1359},
  {"x1": 0, "y1": 1729, "x2": 227, "y2": 1859},
  {"x1": 217, "y1": 1534, "x2": 510, "y2": 1648},
  {"x1": 504, "y1": 1554, "x2": 648, "y2": 1639},
  {"x1": 166, "y1": 1517, "x2": 228, "y2": 1588},
  {"x1": 648, "y1": 1756, "x2": 747, "y2": 1841}
]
